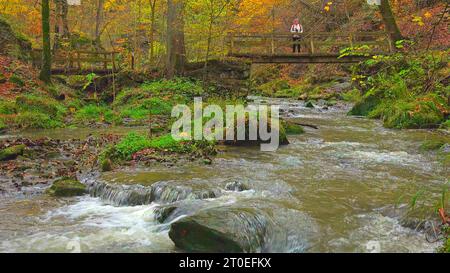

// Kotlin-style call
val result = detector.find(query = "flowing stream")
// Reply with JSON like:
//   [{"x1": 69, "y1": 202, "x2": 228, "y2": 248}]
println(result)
[{"x1": 0, "y1": 97, "x2": 448, "y2": 253}]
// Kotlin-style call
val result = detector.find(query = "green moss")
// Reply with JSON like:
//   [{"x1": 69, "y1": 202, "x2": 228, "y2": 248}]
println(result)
[
  {"x1": 325, "y1": 100, "x2": 338, "y2": 106},
  {"x1": 100, "y1": 158, "x2": 113, "y2": 172},
  {"x1": 74, "y1": 104, "x2": 118, "y2": 124},
  {"x1": 420, "y1": 140, "x2": 447, "y2": 151},
  {"x1": 370, "y1": 98, "x2": 446, "y2": 129},
  {"x1": 115, "y1": 132, "x2": 152, "y2": 159},
  {"x1": 119, "y1": 98, "x2": 173, "y2": 120},
  {"x1": 148, "y1": 134, "x2": 186, "y2": 151},
  {"x1": 66, "y1": 98, "x2": 85, "y2": 111},
  {"x1": 305, "y1": 101, "x2": 315, "y2": 108},
  {"x1": 441, "y1": 120, "x2": 450, "y2": 130},
  {"x1": 0, "y1": 100, "x2": 16, "y2": 114},
  {"x1": 342, "y1": 88, "x2": 362, "y2": 102},
  {"x1": 15, "y1": 94, "x2": 66, "y2": 119},
  {"x1": 14, "y1": 111, "x2": 62, "y2": 129},
  {"x1": 140, "y1": 78, "x2": 204, "y2": 98},
  {"x1": 284, "y1": 122, "x2": 305, "y2": 135},
  {"x1": 8, "y1": 74, "x2": 25, "y2": 87},
  {"x1": 444, "y1": 238, "x2": 450, "y2": 253},
  {"x1": 0, "y1": 144, "x2": 25, "y2": 161},
  {"x1": 0, "y1": 119, "x2": 5, "y2": 132},
  {"x1": 348, "y1": 50, "x2": 449, "y2": 128},
  {"x1": 257, "y1": 79, "x2": 290, "y2": 96},
  {"x1": 116, "y1": 79, "x2": 203, "y2": 107},
  {"x1": 349, "y1": 95, "x2": 380, "y2": 116},
  {"x1": 46, "y1": 178, "x2": 87, "y2": 197},
  {"x1": 273, "y1": 88, "x2": 303, "y2": 99},
  {"x1": 113, "y1": 132, "x2": 213, "y2": 160}
]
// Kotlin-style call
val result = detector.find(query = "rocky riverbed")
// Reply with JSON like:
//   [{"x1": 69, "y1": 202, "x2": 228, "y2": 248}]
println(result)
[{"x1": 0, "y1": 98, "x2": 448, "y2": 253}]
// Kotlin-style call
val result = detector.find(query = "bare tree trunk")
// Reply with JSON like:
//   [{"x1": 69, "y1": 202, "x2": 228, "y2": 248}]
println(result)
[
  {"x1": 166, "y1": 0, "x2": 186, "y2": 78},
  {"x1": 54, "y1": 0, "x2": 70, "y2": 52},
  {"x1": 204, "y1": 11, "x2": 214, "y2": 74},
  {"x1": 379, "y1": 0, "x2": 403, "y2": 42},
  {"x1": 149, "y1": 0, "x2": 157, "y2": 63},
  {"x1": 40, "y1": 0, "x2": 52, "y2": 83},
  {"x1": 95, "y1": 0, "x2": 105, "y2": 49}
]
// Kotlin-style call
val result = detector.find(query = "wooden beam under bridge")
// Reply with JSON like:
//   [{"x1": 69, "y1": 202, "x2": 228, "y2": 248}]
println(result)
[{"x1": 230, "y1": 53, "x2": 373, "y2": 64}]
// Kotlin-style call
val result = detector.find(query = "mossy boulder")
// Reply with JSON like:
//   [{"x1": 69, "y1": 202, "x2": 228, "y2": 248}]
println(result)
[
  {"x1": 0, "y1": 144, "x2": 25, "y2": 161},
  {"x1": 305, "y1": 101, "x2": 315, "y2": 108},
  {"x1": 348, "y1": 95, "x2": 380, "y2": 116},
  {"x1": 222, "y1": 118, "x2": 289, "y2": 148},
  {"x1": 420, "y1": 140, "x2": 447, "y2": 151},
  {"x1": 46, "y1": 178, "x2": 87, "y2": 197},
  {"x1": 284, "y1": 122, "x2": 304, "y2": 135},
  {"x1": 169, "y1": 206, "x2": 271, "y2": 253}
]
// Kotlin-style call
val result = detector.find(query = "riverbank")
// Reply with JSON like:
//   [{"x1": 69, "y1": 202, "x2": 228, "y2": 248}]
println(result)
[{"x1": 1, "y1": 97, "x2": 448, "y2": 253}]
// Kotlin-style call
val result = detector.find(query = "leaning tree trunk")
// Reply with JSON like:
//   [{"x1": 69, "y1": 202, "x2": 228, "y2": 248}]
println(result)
[
  {"x1": 166, "y1": 0, "x2": 186, "y2": 78},
  {"x1": 379, "y1": 0, "x2": 403, "y2": 42},
  {"x1": 40, "y1": 0, "x2": 52, "y2": 83}
]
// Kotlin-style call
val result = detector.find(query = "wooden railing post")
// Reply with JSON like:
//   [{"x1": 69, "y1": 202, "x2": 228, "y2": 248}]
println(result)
[
  {"x1": 76, "y1": 51, "x2": 81, "y2": 70},
  {"x1": 310, "y1": 34, "x2": 315, "y2": 55},
  {"x1": 112, "y1": 52, "x2": 116, "y2": 71},
  {"x1": 230, "y1": 35, "x2": 234, "y2": 55},
  {"x1": 271, "y1": 33, "x2": 275, "y2": 55},
  {"x1": 69, "y1": 51, "x2": 73, "y2": 69},
  {"x1": 103, "y1": 53, "x2": 108, "y2": 70}
]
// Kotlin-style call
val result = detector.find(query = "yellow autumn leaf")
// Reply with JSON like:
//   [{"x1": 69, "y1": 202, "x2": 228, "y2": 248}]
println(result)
[
  {"x1": 424, "y1": 12, "x2": 432, "y2": 19},
  {"x1": 324, "y1": 6, "x2": 330, "y2": 12},
  {"x1": 327, "y1": 2, "x2": 333, "y2": 5}
]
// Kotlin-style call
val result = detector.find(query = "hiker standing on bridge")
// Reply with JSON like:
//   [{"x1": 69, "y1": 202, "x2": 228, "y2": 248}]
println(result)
[{"x1": 290, "y1": 18, "x2": 304, "y2": 53}]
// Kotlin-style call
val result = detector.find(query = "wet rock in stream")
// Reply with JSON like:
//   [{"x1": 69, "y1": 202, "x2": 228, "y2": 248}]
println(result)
[
  {"x1": 0, "y1": 145, "x2": 25, "y2": 161},
  {"x1": 378, "y1": 205, "x2": 441, "y2": 233},
  {"x1": 46, "y1": 177, "x2": 87, "y2": 197},
  {"x1": 225, "y1": 180, "x2": 249, "y2": 192},
  {"x1": 168, "y1": 200, "x2": 317, "y2": 253},
  {"x1": 86, "y1": 179, "x2": 222, "y2": 206}
]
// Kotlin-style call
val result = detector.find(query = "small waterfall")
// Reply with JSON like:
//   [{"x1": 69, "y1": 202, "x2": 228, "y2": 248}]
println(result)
[{"x1": 83, "y1": 177, "x2": 222, "y2": 206}]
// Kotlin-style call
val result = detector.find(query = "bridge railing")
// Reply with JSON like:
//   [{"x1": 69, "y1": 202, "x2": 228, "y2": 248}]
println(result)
[
  {"x1": 226, "y1": 31, "x2": 393, "y2": 57},
  {"x1": 31, "y1": 49, "x2": 119, "y2": 74}
]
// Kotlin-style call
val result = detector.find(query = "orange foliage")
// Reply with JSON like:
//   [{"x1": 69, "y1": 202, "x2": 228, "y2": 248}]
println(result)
[{"x1": 231, "y1": 0, "x2": 289, "y2": 33}]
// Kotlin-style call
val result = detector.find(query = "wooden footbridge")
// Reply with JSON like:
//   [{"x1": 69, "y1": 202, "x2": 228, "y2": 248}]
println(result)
[
  {"x1": 30, "y1": 31, "x2": 392, "y2": 75},
  {"x1": 226, "y1": 31, "x2": 393, "y2": 63},
  {"x1": 31, "y1": 49, "x2": 119, "y2": 75}
]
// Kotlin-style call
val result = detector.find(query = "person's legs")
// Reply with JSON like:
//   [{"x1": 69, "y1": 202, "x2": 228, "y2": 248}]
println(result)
[
  {"x1": 292, "y1": 37, "x2": 297, "y2": 53},
  {"x1": 296, "y1": 38, "x2": 301, "y2": 53},
  {"x1": 293, "y1": 37, "x2": 300, "y2": 53}
]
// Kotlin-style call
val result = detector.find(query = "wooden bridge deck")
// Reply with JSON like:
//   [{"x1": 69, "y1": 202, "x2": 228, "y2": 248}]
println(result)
[
  {"x1": 31, "y1": 49, "x2": 120, "y2": 75},
  {"x1": 226, "y1": 31, "x2": 392, "y2": 64},
  {"x1": 230, "y1": 53, "x2": 375, "y2": 63}
]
